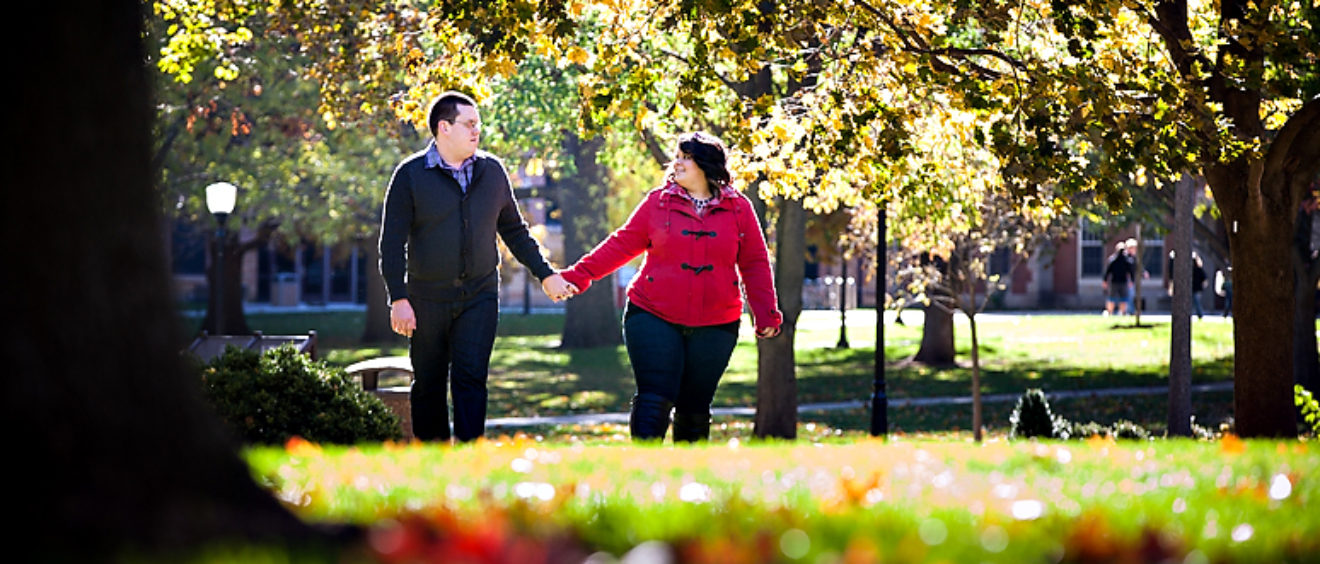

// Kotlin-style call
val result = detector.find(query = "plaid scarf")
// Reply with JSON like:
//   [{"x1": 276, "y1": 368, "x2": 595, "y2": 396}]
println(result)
[{"x1": 664, "y1": 180, "x2": 731, "y2": 217}]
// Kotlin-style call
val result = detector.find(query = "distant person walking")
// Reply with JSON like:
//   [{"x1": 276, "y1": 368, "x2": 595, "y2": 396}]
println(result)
[
  {"x1": 556, "y1": 132, "x2": 783, "y2": 443},
  {"x1": 1102, "y1": 241, "x2": 1133, "y2": 316},
  {"x1": 378, "y1": 91, "x2": 575, "y2": 443},
  {"x1": 1122, "y1": 237, "x2": 1151, "y2": 314},
  {"x1": 1216, "y1": 265, "x2": 1234, "y2": 317},
  {"x1": 1191, "y1": 253, "x2": 1207, "y2": 319},
  {"x1": 1168, "y1": 250, "x2": 1208, "y2": 319}
]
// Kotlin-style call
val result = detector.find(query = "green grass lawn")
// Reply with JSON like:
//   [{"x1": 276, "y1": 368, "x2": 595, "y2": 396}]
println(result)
[{"x1": 223, "y1": 308, "x2": 1241, "y2": 435}]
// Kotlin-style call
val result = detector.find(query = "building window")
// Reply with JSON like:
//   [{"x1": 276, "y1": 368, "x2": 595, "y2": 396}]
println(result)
[
  {"x1": 1080, "y1": 218, "x2": 1105, "y2": 277},
  {"x1": 990, "y1": 246, "x2": 1012, "y2": 278}
]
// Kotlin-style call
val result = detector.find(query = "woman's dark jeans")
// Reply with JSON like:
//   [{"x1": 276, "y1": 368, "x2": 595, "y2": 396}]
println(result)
[
  {"x1": 408, "y1": 292, "x2": 499, "y2": 442},
  {"x1": 623, "y1": 304, "x2": 739, "y2": 441}
]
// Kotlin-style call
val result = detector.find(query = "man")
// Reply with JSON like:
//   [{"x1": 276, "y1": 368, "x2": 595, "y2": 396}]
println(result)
[
  {"x1": 1101, "y1": 240, "x2": 1132, "y2": 316},
  {"x1": 1166, "y1": 250, "x2": 1209, "y2": 319},
  {"x1": 379, "y1": 91, "x2": 575, "y2": 442},
  {"x1": 1122, "y1": 237, "x2": 1151, "y2": 314}
]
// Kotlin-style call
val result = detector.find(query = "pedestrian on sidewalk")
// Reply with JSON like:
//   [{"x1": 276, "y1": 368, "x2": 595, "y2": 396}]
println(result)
[
  {"x1": 1216, "y1": 265, "x2": 1233, "y2": 317},
  {"x1": 1102, "y1": 241, "x2": 1132, "y2": 316},
  {"x1": 1167, "y1": 250, "x2": 1208, "y2": 319}
]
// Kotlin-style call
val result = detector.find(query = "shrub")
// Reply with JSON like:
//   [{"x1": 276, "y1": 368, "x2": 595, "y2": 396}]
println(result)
[
  {"x1": 1057, "y1": 420, "x2": 1107, "y2": 440},
  {"x1": 1189, "y1": 417, "x2": 1217, "y2": 440},
  {"x1": 1009, "y1": 388, "x2": 1059, "y2": 439},
  {"x1": 199, "y1": 345, "x2": 403, "y2": 445},
  {"x1": 1107, "y1": 419, "x2": 1151, "y2": 440},
  {"x1": 1298, "y1": 385, "x2": 1320, "y2": 436}
]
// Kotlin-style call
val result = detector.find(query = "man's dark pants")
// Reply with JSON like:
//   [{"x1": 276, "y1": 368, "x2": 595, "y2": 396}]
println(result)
[{"x1": 408, "y1": 292, "x2": 499, "y2": 442}]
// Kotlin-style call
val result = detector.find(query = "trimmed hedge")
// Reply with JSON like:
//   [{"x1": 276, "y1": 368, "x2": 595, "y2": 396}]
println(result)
[
  {"x1": 198, "y1": 345, "x2": 403, "y2": 445},
  {"x1": 1010, "y1": 388, "x2": 1154, "y2": 440}
]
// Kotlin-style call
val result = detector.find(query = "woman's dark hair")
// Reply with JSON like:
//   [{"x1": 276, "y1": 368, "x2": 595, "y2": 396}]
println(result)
[
  {"x1": 676, "y1": 131, "x2": 731, "y2": 189},
  {"x1": 427, "y1": 91, "x2": 477, "y2": 137}
]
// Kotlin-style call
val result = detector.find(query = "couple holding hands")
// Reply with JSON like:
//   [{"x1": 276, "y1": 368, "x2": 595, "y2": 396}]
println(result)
[{"x1": 379, "y1": 92, "x2": 783, "y2": 444}]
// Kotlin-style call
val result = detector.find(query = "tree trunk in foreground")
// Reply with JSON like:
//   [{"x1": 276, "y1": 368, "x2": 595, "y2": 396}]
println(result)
[
  {"x1": 1210, "y1": 165, "x2": 1302, "y2": 438},
  {"x1": 560, "y1": 130, "x2": 621, "y2": 349},
  {"x1": 1293, "y1": 209, "x2": 1319, "y2": 396},
  {"x1": 1168, "y1": 175, "x2": 1194, "y2": 437},
  {"x1": 361, "y1": 238, "x2": 397, "y2": 344},
  {"x1": 913, "y1": 300, "x2": 955, "y2": 365},
  {"x1": 755, "y1": 197, "x2": 804, "y2": 439},
  {"x1": 5, "y1": 3, "x2": 328, "y2": 559}
]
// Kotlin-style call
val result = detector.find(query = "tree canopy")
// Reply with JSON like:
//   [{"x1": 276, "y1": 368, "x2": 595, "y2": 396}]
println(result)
[{"x1": 158, "y1": 0, "x2": 1319, "y2": 436}]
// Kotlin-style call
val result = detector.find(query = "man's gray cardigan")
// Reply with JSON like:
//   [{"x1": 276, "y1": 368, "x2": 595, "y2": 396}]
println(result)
[{"x1": 378, "y1": 148, "x2": 554, "y2": 304}]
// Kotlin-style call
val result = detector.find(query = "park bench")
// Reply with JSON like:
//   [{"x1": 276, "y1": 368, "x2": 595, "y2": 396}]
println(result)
[
  {"x1": 345, "y1": 356, "x2": 415, "y2": 439},
  {"x1": 187, "y1": 330, "x2": 318, "y2": 362},
  {"x1": 344, "y1": 355, "x2": 413, "y2": 391}
]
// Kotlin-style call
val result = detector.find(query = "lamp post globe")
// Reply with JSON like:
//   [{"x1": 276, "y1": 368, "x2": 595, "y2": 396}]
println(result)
[
  {"x1": 206, "y1": 182, "x2": 237, "y2": 223},
  {"x1": 206, "y1": 182, "x2": 238, "y2": 335}
]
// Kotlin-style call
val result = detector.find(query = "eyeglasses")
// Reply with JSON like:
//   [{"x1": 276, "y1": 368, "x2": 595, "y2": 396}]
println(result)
[{"x1": 448, "y1": 119, "x2": 481, "y2": 131}]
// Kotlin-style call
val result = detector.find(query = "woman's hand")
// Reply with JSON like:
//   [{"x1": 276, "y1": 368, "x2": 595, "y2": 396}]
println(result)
[{"x1": 756, "y1": 326, "x2": 781, "y2": 339}]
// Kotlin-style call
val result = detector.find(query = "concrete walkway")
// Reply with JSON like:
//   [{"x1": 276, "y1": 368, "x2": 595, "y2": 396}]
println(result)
[{"x1": 485, "y1": 381, "x2": 1235, "y2": 429}]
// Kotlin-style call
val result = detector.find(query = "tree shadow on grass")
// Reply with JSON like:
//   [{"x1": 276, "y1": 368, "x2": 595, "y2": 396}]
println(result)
[
  {"x1": 799, "y1": 390, "x2": 1237, "y2": 435},
  {"x1": 1109, "y1": 322, "x2": 1167, "y2": 330},
  {"x1": 486, "y1": 344, "x2": 633, "y2": 418},
  {"x1": 711, "y1": 352, "x2": 1236, "y2": 410}
]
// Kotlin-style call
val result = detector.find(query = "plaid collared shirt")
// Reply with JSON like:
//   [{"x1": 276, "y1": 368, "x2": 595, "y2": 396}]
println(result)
[
  {"x1": 664, "y1": 180, "x2": 736, "y2": 217},
  {"x1": 665, "y1": 181, "x2": 718, "y2": 217},
  {"x1": 425, "y1": 142, "x2": 477, "y2": 193}
]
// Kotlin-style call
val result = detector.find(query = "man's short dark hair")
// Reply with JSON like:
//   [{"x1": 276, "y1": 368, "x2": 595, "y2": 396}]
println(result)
[{"x1": 427, "y1": 91, "x2": 477, "y2": 136}]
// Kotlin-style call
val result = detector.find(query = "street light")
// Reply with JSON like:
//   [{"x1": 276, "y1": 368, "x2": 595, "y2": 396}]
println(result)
[{"x1": 206, "y1": 182, "x2": 237, "y2": 335}]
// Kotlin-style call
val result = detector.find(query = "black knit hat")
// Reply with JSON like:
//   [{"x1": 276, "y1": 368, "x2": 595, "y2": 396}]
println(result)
[{"x1": 677, "y1": 132, "x2": 731, "y2": 188}]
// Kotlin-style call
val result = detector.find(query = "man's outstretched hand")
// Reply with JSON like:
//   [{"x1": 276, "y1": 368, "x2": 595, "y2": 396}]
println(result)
[{"x1": 541, "y1": 274, "x2": 580, "y2": 302}]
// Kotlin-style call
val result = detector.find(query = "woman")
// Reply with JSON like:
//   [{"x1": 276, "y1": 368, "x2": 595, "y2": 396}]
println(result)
[{"x1": 557, "y1": 132, "x2": 783, "y2": 442}]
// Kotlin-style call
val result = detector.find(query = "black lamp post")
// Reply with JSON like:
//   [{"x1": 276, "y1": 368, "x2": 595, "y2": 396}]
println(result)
[
  {"x1": 871, "y1": 208, "x2": 888, "y2": 436},
  {"x1": 206, "y1": 182, "x2": 237, "y2": 335},
  {"x1": 836, "y1": 262, "x2": 850, "y2": 349}
]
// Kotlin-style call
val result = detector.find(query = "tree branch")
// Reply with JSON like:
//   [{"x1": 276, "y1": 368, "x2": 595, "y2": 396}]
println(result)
[
  {"x1": 637, "y1": 124, "x2": 670, "y2": 168},
  {"x1": 1268, "y1": 95, "x2": 1320, "y2": 204},
  {"x1": 853, "y1": 0, "x2": 1023, "y2": 80},
  {"x1": 151, "y1": 115, "x2": 186, "y2": 176}
]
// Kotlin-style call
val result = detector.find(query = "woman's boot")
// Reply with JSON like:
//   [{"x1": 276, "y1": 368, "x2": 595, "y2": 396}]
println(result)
[
  {"x1": 629, "y1": 393, "x2": 673, "y2": 441},
  {"x1": 671, "y1": 411, "x2": 711, "y2": 443}
]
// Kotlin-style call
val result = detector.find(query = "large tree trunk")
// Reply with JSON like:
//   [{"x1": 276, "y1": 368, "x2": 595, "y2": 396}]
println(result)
[
  {"x1": 1293, "y1": 209, "x2": 1320, "y2": 395},
  {"x1": 1168, "y1": 175, "x2": 1194, "y2": 436},
  {"x1": 913, "y1": 298, "x2": 956, "y2": 364},
  {"x1": 755, "y1": 197, "x2": 804, "y2": 439},
  {"x1": 559, "y1": 131, "x2": 621, "y2": 349},
  {"x1": 1211, "y1": 166, "x2": 1300, "y2": 437},
  {"x1": 6, "y1": 2, "x2": 325, "y2": 559},
  {"x1": 361, "y1": 238, "x2": 396, "y2": 344}
]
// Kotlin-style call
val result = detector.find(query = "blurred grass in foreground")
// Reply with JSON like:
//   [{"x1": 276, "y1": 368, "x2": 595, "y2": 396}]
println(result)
[{"x1": 242, "y1": 435, "x2": 1318, "y2": 563}]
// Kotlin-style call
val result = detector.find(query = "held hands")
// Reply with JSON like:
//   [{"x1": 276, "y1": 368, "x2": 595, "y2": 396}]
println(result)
[
  {"x1": 390, "y1": 298, "x2": 416, "y2": 338},
  {"x1": 541, "y1": 274, "x2": 580, "y2": 302}
]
